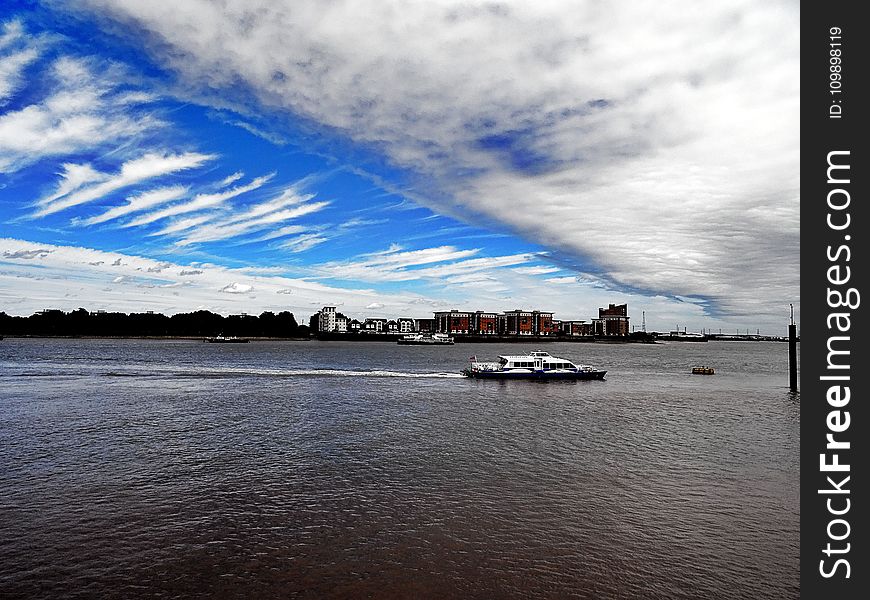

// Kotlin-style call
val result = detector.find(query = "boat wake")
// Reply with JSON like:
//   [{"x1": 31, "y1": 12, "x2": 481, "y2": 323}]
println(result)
[
  {"x1": 6, "y1": 365, "x2": 465, "y2": 379},
  {"x1": 194, "y1": 367, "x2": 465, "y2": 379}
]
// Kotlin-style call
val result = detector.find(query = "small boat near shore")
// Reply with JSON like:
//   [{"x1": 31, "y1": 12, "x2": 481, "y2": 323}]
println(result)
[
  {"x1": 397, "y1": 333, "x2": 455, "y2": 345},
  {"x1": 691, "y1": 366, "x2": 715, "y2": 374},
  {"x1": 462, "y1": 350, "x2": 606, "y2": 380},
  {"x1": 205, "y1": 335, "x2": 249, "y2": 343}
]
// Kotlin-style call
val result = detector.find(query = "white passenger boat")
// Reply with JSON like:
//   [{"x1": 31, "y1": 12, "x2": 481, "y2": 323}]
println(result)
[
  {"x1": 461, "y1": 350, "x2": 606, "y2": 380},
  {"x1": 397, "y1": 332, "x2": 455, "y2": 345}
]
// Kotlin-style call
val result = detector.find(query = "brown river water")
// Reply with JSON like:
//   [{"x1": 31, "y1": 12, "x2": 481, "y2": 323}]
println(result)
[{"x1": 0, "y1": 339, "x2": 799, "y2": 599}]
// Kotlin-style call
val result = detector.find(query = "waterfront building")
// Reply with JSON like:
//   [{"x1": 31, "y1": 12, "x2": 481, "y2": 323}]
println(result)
[
  {"x1": 318, "y1": 306, "x2": 337, "y2": 332},
  {"x1": 363, "y1": 318, "x2": 387, "y2": 332},
  {"x1": 561, "y1": 320, "x2": 594, "y2": 337},
  {"x1": 415, "y1": 318, "x2": 435, "y2": 333},
  {"x1": 472, "y1": 311, "x2": 500, "y2": 335},
  {"x1": 435, "y1": 310, "x2": 471, "y2": 334},
  {"x1": 504, "y1": 309, "x2": 535, "y2": 335},
  {"x1": 311, "y1": 302, "x2": 628, "y2": 338},
  {"x1": 594, "y1": 303, "x2": 630, "y2": 336},
  {"x1": 533, "y1": 310, "x2": 556, "y2": 335}
]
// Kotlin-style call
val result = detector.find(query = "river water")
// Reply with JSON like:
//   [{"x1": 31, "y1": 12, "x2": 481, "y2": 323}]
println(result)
[{"x1": 0, "y1": 339, "x2": 799, "y2": 599}]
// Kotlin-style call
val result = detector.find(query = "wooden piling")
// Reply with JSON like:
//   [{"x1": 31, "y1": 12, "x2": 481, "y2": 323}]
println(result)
[{"x1": 788, "y1": 304, "x2": 797, "y2": 391}]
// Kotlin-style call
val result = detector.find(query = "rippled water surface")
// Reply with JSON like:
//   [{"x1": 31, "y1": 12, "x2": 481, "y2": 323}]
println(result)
[{"x1": 0, "y1": 339, "x2": 799, "y2": 599}]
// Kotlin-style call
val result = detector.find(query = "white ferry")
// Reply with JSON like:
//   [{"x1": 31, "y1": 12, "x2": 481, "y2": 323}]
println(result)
[
  {"x1": 397, "y1": 332, "x2": 455, "y2": 345},
  {"x1": 461, "y1": 350, "x2": 606, "y2": 380}
]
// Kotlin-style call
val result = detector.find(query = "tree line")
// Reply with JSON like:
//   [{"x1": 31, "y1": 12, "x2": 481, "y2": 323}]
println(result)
[{"x1": 0, "y1": 309, "x2": 309, "y2": 338}]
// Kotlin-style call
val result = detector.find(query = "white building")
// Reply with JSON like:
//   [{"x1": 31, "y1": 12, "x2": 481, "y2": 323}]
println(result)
[{"x1": 318, "y1": 306, "x2": 337, "y2": 332}]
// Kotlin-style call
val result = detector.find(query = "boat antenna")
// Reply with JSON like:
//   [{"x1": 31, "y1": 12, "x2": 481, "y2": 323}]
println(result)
[{"x1": 790, "y1": 303, "x2": 794, "y2": 325}]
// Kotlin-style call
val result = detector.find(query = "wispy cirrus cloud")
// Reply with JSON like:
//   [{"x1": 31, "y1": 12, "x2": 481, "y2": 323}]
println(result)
[
  {"x1": 33, "y1": 151, "x2": 214, "y2": 218},
  {"x1": 356, "y1": 245, "x2": 480, "y2": 269},
  {"x1": 0, "y1": 19, "x2": 25, "y2": 49},
  {"x1": 512, "y1": 265, "x2": 560, "y2": 276},
  {"x1": 124, "y1": 172, "x2": 274, "y2": 228},
  {"x1": 279, "y1": 233, "x2": 329, "y2": 253},
  {"x1": 544, "y1": 276, "x2": 578, "y2": 285},
  {"x1": 171, "y1": 200, "x2": 330, "y2": 245},
  {"x1": 143, "y1": 179, "x2": 333, "y2": 247},
  {"x1": 218, "y1": 171, "x2": 244, "y2": 187},
  {"x1": 0, "y1": 51, "x2": 166, "y2": 172},
  {"x1": 313, "y1": 244, "x2": 532, "y2": 283},
  {"x1": 79, "y1": 185, "x2": 190, "y2": 225},
  {"x1": 0, "y1": 20, "x2": 43, "y2": 103}
]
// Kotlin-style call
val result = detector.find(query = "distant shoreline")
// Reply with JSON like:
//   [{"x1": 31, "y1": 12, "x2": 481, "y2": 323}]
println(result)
[
  {"x1": 1, "y1": 335, "x2": 312, "y2": 341},
  {"x1": 1, "y1": 334, "x2": 795, "y2": 343}
]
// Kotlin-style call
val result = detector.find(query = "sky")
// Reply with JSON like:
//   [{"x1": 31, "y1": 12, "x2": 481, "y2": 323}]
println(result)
[{"x1": 0, "y1": 0, "x2": 799, "y2": 333}]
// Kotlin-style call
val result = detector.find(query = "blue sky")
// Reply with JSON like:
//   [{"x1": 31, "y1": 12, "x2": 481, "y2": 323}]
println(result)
[{"x1": 1, "y1": 1, "x2": 799, "y2": 332}]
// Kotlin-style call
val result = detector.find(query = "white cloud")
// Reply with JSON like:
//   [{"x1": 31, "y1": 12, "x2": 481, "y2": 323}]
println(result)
[
  {"x1": 3, "y1": 248, "x2": 53, "y2": 259},
  {"x1": 0, "y1": 20, "x2": 26, "y2": 50},
  {"x1": 150, "y1": 214, "x2": 214, "y2": 237},
  {"x1": 0, "y1": 47, "x2": 40, "y2": 102},
  {"x1": 279, "y1": 233, "x2": 328, "y2": 253},
  {"x1": 358, "y1": 245, "x2": 480, "y2": 269},
  {"x1": 512, "y1": 265, "x2": 560, "y2": 276},
  {"x1": 125, "y1": 172, "x2": 274, "y2": 228},
  {"x1": 0, "y1": 237, "x2": 386, "y2": 316},
  {"x1": 544, "y1": 276, "x2": 577, "y2": 285},
  {"x1": 39, "y1": 163, "x2": 108, "y2": 206},
  {"x1": 247, "y1": 224, "x2": 309, "y2": 243},
  {"x1": 219, "y1": 282, "x2": 252, "y2": 294},
  {"x1": 167, "y1": 188, "x2": 329, "y2": 245},
  {"x1": 313, "y1": 245, "x2": 531, "y2": 283},
  {"x1": 218, "y1": 171, "x2": 244, "y2": 187},
  {"x1": 0, "y1": 55, "x2": 166, "y2": 172},
  {"x1": 81, "y1": 185, "x2": 190, "y2": 225},
  {"x1": 67, "y1": 0, "x2": 799, "y2": 321},
  {"x1": 34, "y1": 152, "x2": 214, "y2": 217},
  {"x1": 0, "y1": 236, "x2": 795, "y2": 331},
  {"x1": 1, "y1": 19, "x2": 45, "y2": 102}
]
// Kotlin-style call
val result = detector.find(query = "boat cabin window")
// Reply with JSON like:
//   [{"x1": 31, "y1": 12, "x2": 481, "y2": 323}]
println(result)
[{"x1": 510, "y1": 361, "x2": 534, "y2": 368}]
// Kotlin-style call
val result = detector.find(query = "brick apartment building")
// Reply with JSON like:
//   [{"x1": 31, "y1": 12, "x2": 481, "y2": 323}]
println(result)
[
  {"x1": 593, "y1": 303, "x2": 630, "y2": 336},
  {"x1": 434, "y1": 310, "x2": 472, "y2": 334}
]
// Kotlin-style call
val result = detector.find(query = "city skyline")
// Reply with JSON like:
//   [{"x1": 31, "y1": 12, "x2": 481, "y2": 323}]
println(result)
[{"x1": 1, "y1": 1, "x2": 799, "y2": 334}]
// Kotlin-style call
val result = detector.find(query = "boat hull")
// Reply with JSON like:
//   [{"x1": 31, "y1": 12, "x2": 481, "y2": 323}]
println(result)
[
  {"x1": 397, "y1": 340, "x2": 454, "y2": 345},
  {"x1": 462, "y1": 369, "x2": 606, "y2": 380}
]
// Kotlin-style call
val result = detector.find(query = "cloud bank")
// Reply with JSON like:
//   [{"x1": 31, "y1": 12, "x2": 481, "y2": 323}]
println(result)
[{"x1": 62, "y1": 0, "x2": 799, "y2": 322}]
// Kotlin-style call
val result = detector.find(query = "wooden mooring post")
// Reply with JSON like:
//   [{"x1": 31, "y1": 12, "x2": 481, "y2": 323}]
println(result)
[{"x1": 789, "y1": 304, "x2": 798, "y2": 391}]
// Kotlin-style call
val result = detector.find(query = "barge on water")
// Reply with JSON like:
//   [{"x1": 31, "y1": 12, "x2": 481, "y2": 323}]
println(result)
[
  {"x1": 462, "y1": 350, "x2": 606, "y2": 380},
  {"x1": 205, "y1": 335, "x2": 249, "y2": 343},
  {"x1": 397, "y1": 333, "x2": 455, "y2": 345}
]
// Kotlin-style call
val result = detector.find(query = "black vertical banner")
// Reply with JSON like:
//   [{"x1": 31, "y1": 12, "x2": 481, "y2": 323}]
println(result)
[{"x1": 802, "y1": 2, "x2": 867, "y2": 598}]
